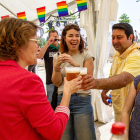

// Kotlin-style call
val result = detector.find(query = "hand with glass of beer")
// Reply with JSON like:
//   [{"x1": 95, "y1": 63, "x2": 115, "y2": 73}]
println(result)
[{"x1": 65, "y1": 67, "x2": 81, "y2": 81}]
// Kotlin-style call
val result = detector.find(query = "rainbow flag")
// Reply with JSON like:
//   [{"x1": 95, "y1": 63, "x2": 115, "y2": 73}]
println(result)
[
  {"x1": 1, "y1": 15, "x2": 9, "y2": 19},
  {"x1": 17, "y1": 12, "x2": 27, "y2": 20},
  {"x1": 56, "y1": 1, "x2": 68, "y2": 17},
  {"x1": 76, "y1": 0, "x2": 87, "y2": 12},
  {"x1": 36, "y1": 6, "x2": 45, "y2": 22}
]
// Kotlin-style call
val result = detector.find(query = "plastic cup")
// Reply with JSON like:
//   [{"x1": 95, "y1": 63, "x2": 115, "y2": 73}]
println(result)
[
  {"x1": 65, "y1": 67, "x2": 81, "y2": 81},
  {"x1": 80, "y1": 67, "x2": 87, "y2": 87},
  {"x1": 80, "y1": 67, "x2": 87, "y2": 78}
]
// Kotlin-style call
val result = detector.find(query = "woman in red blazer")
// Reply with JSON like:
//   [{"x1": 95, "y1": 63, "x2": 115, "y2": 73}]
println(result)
[{"x1": 0, "y1": 18, "x2": 82, "y2": 140}]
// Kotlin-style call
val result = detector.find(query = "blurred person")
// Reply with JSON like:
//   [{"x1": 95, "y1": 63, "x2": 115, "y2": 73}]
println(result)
[
  {"x1": 121, "y1": 75, "x2": 140, "y2": 140},
  {"x1": 0, "y1": 18, "x2": 82, "y2": 140},
  {"x1": 82, "y1": 23, "x2": 140, "y2": 122},
  {"x1": 38, "y1": 30, "x2": 60, "y2": 103},
  {"x1": 52, "y1": 24, "x2": 96, "y2": 140},
  {"x1": 28, "y1": 64, "x2": 36, "y2": 73}
]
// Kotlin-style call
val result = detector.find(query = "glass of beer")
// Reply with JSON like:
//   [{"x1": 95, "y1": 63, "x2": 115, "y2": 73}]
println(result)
[
  {"x1": 80, "y1": 67, "x2": 87, "y2": 87},
  {"x1": 65, "y1": 67, "x2": 81, "y2": 81}
]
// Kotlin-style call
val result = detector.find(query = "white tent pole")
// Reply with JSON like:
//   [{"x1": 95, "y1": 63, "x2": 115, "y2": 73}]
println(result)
[{"x1": 0, "y1": 2, "x2": 16, "y2": 17}]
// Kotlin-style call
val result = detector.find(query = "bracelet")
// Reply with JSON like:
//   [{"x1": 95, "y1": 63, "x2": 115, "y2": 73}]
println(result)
[
  {"x1": 54, "y1": 66, "x2": 61, "y2": 70},
  {"x1": 54, "y1": 68, "x2": 61, "y2": 72}
]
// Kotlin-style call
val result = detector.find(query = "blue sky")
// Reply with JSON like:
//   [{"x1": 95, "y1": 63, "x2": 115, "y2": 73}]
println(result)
[{"x1": 117, "y1": 0, "x2": 140, "y2": 31}]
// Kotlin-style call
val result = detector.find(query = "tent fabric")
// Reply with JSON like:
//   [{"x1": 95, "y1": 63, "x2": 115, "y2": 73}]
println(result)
[
  {"x1": 80, "y1": 0, "x2": 118, "y2": 123},
  {"x1": 0, "y1": 0, "x2": 76, "y2": 23}
]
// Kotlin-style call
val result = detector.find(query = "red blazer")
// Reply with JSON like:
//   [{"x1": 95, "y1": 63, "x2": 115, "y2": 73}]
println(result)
[{"x1": 0, "y1": 60, "x2": 69, "y2": 140}]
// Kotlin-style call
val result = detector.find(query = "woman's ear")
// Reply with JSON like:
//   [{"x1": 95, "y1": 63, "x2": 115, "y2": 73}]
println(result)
[{"x1": 16, "y1": 48, "x2": 24, "y2": 55}]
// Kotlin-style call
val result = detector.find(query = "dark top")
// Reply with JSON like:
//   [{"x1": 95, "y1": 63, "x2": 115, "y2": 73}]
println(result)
[
  {"x1": 44, "y1": 46, "x2": 58, "y2": 85},
  {"x1": 129, "y1": 75, "x2": 140, "y2": 140}
]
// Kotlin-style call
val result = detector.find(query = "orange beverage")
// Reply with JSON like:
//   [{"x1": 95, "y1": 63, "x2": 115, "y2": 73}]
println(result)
[{"x1": 65, "y1": 67, "x2": 81, "y2": 81}]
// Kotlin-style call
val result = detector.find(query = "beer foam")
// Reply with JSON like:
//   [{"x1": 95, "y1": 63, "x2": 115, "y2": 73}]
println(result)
[
  {"x1": 80, "y1": 68, "x2": 87, "y2": 75},
  {"x1": 65, "y1": 67, "x2": 81, "y2": 73},
  {"x1": 80, "y1": 71, "x2": 87, "y2": 75}
]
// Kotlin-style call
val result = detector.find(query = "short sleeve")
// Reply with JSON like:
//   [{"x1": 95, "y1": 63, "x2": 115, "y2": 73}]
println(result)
[
  {"x1": 84, "y1": 50, "x2": 95, "y2": 63},
  {"x1": 122, "y1": 56, "x2": 140, "y2": 77}
]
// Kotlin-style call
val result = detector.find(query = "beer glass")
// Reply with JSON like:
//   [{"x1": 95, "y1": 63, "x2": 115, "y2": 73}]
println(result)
[
  {"x1": 80, "y1": 67, "x2": 87, "y2": 87},
  {"x1": 65, "y1": 67, "x2": 81, "y2": 81}
]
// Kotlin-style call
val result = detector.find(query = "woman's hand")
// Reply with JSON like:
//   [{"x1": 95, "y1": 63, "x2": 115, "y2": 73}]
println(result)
[
  {"x1": 55, "y1": 54, "x2": 65, "y2": 67},
  {"x1": 62, "y1": 54, "x2": 79, "y2": 67},
  {"x1": 63, "y1": 76, "x2": 83, "y2": 95}
]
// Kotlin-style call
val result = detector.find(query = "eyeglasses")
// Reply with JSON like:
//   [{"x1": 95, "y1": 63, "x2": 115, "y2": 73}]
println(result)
[{"x1": 29, "y1": 39, "x2": 40, "y2": 47}]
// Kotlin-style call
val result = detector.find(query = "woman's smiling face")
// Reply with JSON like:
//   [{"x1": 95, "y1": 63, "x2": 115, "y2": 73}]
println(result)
[{"x1": 64, "y1": 29, "x2": 80, "y2": 53}]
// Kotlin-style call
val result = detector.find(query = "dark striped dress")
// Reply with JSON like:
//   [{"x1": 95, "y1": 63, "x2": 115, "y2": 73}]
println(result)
[{"x1": 129, "y1": 75, "x2": 140, "y2": 140}]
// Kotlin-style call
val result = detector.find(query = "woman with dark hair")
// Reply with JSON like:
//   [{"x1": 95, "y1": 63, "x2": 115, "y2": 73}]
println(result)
[
  {"x1": 52, "y1": 24, "x2": 96, "y2": 140},
  {"x1": 0, "y1": 18, "x2": 82, "y2": 140}
]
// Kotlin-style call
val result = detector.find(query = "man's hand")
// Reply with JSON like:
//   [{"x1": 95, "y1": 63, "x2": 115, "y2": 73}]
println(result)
[
  {"x1": 47, "y1": 36, "x2": 55, "y2": 46},
  {"x1": 101, "y1": 91, "x2": 111, "y2": 105},
  {"x1": 82, "y1": 74, "x2": 97, "y2": 90}
]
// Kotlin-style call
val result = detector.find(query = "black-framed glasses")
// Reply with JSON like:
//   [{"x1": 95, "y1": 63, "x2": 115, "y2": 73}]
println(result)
[{"x1": 29, "y1": 39, "x2": 40, "y2": 47}]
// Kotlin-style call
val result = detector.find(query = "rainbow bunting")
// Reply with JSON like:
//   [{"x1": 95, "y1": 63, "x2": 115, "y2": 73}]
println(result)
[
  {"x1": 76, "y1": 0, "x2": 87, "y2": 12},
  {"x1": 1, "y1": 15, "x2": 9, "y2": 19},
  {"x1": 36, "y1": 6, "x2": 45, "y2": 22},
  {"x1": 56, "y1": 1, "x2": 68, "y2": 17},
  {"x1": 17, "y1": 12, "x2": 27, "y2": 20}
]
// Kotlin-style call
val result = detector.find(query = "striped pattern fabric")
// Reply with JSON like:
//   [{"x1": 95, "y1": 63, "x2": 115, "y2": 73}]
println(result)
[
  {"x1": 36, "y1": 6, "x2": 45, "y2": 22},
  {"x1": 17, "y1": 12, "x2": 27, "y2": 20},
  {"x1": 56, "y1": 1, "x2": 68, "y2": 17},
  {"x1": 55, "y1": 105, "x2": 70, "y2": 119},
  {"x1": 110, "y1": 42, "x2": 140, "y2": 122},
  {"x1": 76, "y1": 0, "x2": 87, "y2": 12}
]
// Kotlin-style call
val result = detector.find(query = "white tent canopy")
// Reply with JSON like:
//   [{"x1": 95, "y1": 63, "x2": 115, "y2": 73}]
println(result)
[{"x1": 0, "y1": 0, "x2": 76, "y2": 23}]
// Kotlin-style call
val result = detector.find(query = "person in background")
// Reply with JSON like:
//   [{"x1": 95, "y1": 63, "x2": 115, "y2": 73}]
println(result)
[
  {"x1": 28, "y1": 64, "x2": 36, "y2": 73},
  {"x1": 52, "y1": 24, "x2": 96, "y2": 140},
  {"x1": 0, "y1": 17, "x2": 82, "y2": 140},
  {"x1": 82, "y1": 23, "x2": 140, "y2": 122},
  {"x1": 38, "y1": 30, "x2": 60, "y2": 103},
  {"x1": 121, "y1": 75, "x2": 140, "y2": 140}
]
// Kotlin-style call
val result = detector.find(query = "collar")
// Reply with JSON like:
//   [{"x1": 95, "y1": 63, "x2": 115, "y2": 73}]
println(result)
[
  {"x1": 113, "y1": 42, "x2": 137, "y2": 59},
  {"x1": 0, "y1": 59, "x2": 21, "y2": 68},
  {"x1": 50, "y1": 44, "x2": 60, "y2": 50}
]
